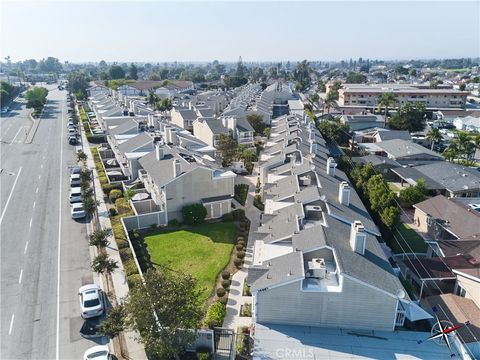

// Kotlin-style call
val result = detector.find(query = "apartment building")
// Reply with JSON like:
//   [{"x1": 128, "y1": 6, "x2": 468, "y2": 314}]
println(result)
[
  {"x1": 337, "y1": 83, "x2": 468, "y2": 109},
  {"x1": 248, "y1": 114, "x2": 430, "y2": 338}
]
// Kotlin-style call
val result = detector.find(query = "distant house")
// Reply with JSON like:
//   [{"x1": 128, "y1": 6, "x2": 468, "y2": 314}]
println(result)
[
  {"x1": 351, "y1": 155, "x2": 400, "y2": 179},
  {"x1": 170, "y1": 107, "x2": 202, "y2": 131},
  {"x1": 373, "y1": 139, "x2": 443, "y2": 165},
  {"x1": 340, "y1": 114, "x2": 385, "y2": 130},
  {"x1": 393, "y1": 162, "x2": 480, "y2": 198},
  {"x1": 454, "y1": 116, "x2": 480, "y2": 132},
  {"x1": 87, "y1": 83, "x2": 110, "y2": 98},
  {"x1": 116, "y1": 80, "x2": 194, "y2": 97}
]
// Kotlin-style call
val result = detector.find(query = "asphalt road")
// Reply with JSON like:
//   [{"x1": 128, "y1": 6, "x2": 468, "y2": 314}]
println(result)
[{"x1": 1, "y1": 87, "x2": 105, "y2": 359}]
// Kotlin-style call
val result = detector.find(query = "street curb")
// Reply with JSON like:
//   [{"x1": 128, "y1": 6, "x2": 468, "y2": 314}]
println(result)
[{"x1": 26, "y1": 114, "x2": 40, "y2": 144}]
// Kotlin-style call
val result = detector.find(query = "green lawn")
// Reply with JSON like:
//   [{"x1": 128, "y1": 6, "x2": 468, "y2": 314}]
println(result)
[
  {"x1": 144, "y1": 223, "x2": 236, "y2": 306},
  {"x1": 387, "y1": 182, "x2": 401, "y2": 193},
  {"x1": 388, "y1": 223, "x2": 428, "y2": 254}
]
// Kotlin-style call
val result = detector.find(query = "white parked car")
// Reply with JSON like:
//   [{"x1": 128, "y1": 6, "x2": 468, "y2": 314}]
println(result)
[
  {"x1": 83, "y1": 345, "x2": 112, "y2": 360},
  {"x1": 71, "y1": 203, "x2": 86, "y2": 219},
  {"x1": 78, "y1": 284, "x2": 103, "y2": 318},
  {"x1": 69, "y1": 187, "x2": 83, "y2": 203},
  {"x1": 70, "y1": 173, "x2": 81, "y2": 187}
]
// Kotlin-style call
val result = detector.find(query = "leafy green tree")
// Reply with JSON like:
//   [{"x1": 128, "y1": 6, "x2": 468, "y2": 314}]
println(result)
[
  {"x1": 459, "y1": 83, "x2": 466, "y2": 91},
  {"x1": 204, "y1": 301, "x2": 226, "y2": 328},
  {"x1": 293, "y1": 60, "x2": 311, "y2": 90},
  {"x1": 317, "y1": 119, "x2": 350, "y2": 145},
  {"x1": 125, "y1": 268, "x2": 203, "y2": 359},
  {"x1": 76, "y1": 150, "x2": 88, "y2": 162},
  {"x1": 399, "y1": 178, "x2": 427, "y2": 207},
  {"x1": 346, "y1": 72, "x2": 367, "y2": 83},
  {"x1": 109, "y1": 65, "x2": 125, "y2": 80},
  {"x1": 129, "y1": 63, "x2": 138, "y2": 80},
  {"x1": 366, "y1": 175, "x2": 395, "y2": 213},
  {"x1": 0, "y1": 81, "x2": 16, "y2": 104},
  {"x1": 380, "y1": 206, "x2": 400, "y2": 228},
  {"x1": 217, "y1": 133, "x2": 237, "y2": 166},
  {"x1": 181, "y1": 203, "x2": 207, "y2": 225},
  {"x1": 148, "y1": 91, "x2": 158, "y2": 109},
  {"x1": 377, "y1": 92, "x2": 398, "y2": 127},
  {"x1": 442, "y1": 145, "x2": 458, "y2": 162},
  {"x1": 67, "y1": 72, "x2": 89, "y2": 99},
  {"x1": 246, "y1": 113, "x2": 266, "y2": 135},
  {"x1": 91, "y1": 253, "x2": 118, "y2": 292},
  {"x1": 388, "y1": 102, "x2": 426, "y2": 132},
  {"x1": 317, "y1": 81, "x2": 326, "y2": 93},
  {"x1": 426, "y1": 128, "x2": 443, "y2": 150},
  {"x1": 25, "y1": 87, "x2": 48, "y2": 109},
  {"x1": 155, "y1": 98, "x2": 173, "y2": 112},
  {"x1": 98, "y1": 304, "x2": 127, "y2": 347}
]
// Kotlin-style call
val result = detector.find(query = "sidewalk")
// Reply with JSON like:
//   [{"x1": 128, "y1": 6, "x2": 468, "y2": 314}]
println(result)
[
  {"x1": 223, "y1": 170, "x2": 262, "y2": 330},
  {"x1": 79, "y1": 117, "x2": 147, "y2": 360}
]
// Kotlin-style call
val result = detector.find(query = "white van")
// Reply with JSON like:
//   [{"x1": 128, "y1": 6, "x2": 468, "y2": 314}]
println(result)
[{"x1": 69, "y1": 187, "x2": 83, "y2": 203}]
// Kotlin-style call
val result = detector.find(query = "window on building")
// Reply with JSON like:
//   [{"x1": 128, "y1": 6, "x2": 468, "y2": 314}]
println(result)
[{"x1": 456, "y1": 284, "x2": 466, "y2": 297}]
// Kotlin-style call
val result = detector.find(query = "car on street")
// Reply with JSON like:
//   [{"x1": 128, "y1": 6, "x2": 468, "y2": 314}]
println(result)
[
  {"x1": 83, "y1": 345, "x2": 113, "y2": 360},
  {"x1": 78, "y1": 284, "x2": 104, "y2": 319},
  {"x1": 71, "y1": 165, "x2": 82, "y2": 174},
  {"x1": 68, "y1": 128, "x2": 77, "y2": 137},
  {"x1": 70, "y1": 173, "x2": 81, "y2": 187},
  {"x1": 71, "y1": 203, "x2": 86, "y2": 219},
  {"x1": 69, "y1": 187, "x2": 83, "y2": 203},
  {"x1": 68, "y1": 135, "x2": 78, "y2": 145}
]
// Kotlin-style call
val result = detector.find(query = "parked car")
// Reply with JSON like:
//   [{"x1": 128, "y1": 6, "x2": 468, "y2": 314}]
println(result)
[
  {"x1": 68, "y1": 135, "x2": 78, "y2": 145},
  {"x1": 71, "y1": 203, "x2": 86, "y2": 219},
  {"x1": 70, "y1": 173, "x2": 81, "y2": 187},
  {"x1": 71, "y1": 166, "x2": 82, "y2": 175},
  {"x1": 68, "y1": 128, "x2": 77, "y2": 137},
  {"x1": 69, "y1": 187, "x2": 83, "y2": 203},
  {"x1": 78, "y1": 284, "x2": 103, "y2": 318},
  {"x1": 83, "y1": 345, "x2": 112, "y2": 360}
]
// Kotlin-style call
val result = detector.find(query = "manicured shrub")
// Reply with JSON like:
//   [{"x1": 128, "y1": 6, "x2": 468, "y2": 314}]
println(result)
[
  {"x1": 237, "y1": 236, "x2": 245, "y2": 242},
  {"x1": 236, "y1": 251, "x2": 246, "y2": 259},
  {"x1": 234, "y1": 258, "x2": 243, "y2": 268},
  {"x1": 238, "y1": 240, "x2": 246, "y2": 247},
  {"x1": 218, "y1": 296, "x2": 228, "y2": 305},
  {"x1": 222, "y1": 212, "x2": 234, "y2": 222},
  {"x1": 232, "y1": 209, "x2": 245, "y2": 221},
  {"x1": 221, "y1": 279, "x2": 231, "y2": 289},
  {"x1": 236, "y1": 244, "x2": 244, "y2": 251},
  {"x1": 115, "y1": 198, "x2": 131, "y2": 215},
  {"x1": 119, "y1": 248, "x2": 133, "y2": 261},
  {"x1": 108, "y1": 208, "x2": 117, "y2": 217},
  {"x1": 216, "y1": 287, "x2": 226, "y2": 297},
  {"x1": 204, "y1": 301, "x2": 227, "y2": 328},
  {"x1": 116, "y1": 238, "x2": 129, "y2": 249},
  {"x1": 127, "y1": 274, "x2": 142, "y2": 289},
  {"x1": 181, "y1": 203, "x2": 207, "y2": 225},
  {"x1": 168, "y1": 219, "x2": 180, "y2": 227},
  {"x1": 102, "y1": 183, "x2": 122, "y2": 196},
  {"x1": 221, "y1": 271, "x2": 230, "y2": 280},
  {"x1": 234, "y1": 184, "x2": 248, "y2": 206},
  {"x1": 109, "y1": 189, "x2": 122, "y2": 203},
  {"x1": 123, "y1": 259, "x2": 138, "y2": 276},
  {"x1": 132, "y1": 230, "x2": 141, "y2": 239}
]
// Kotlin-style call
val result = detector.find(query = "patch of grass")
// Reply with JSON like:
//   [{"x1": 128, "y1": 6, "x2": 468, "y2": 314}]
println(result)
[
  {"x1": 388, "y1": 223, "x2": 428, "y2": 254},
  {"x1": 387, "y1": 182, "x2": 401, "y2": 193},
  {"x1": 144, "y1": 223, "x2": 236, "y2": 306},
  {"x1": 234, "y1": 184, "x2": 249, "y2": 206}
]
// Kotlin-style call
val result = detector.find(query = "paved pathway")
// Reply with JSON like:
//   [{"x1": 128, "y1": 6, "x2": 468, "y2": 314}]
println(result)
[{"x1": 79, "y1": 116, "x2": 147, "y2": 360}]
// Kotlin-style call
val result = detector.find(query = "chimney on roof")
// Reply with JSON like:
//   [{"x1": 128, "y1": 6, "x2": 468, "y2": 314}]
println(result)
[
  {"x1": 188, "y1": 102, "x2": 192, "y2": 110},
  {"x1": 155, "y1": 143, "x2": 164, "y2": 161},
  {"x1": 309, "y1": 140, "x2": 317, "y2": 157},
  {"x1": 350, "y1": 221, "x2": 366, "y2": 255},
  {"x1": 338, "y1": 181, "x2": 350, "y2": 206},
  {"x1": 173, "y1": 159, "x2": 181, "y2": 177},
  {"x1": 327, "y1": 157, "x2": 337, "y2": 177}
]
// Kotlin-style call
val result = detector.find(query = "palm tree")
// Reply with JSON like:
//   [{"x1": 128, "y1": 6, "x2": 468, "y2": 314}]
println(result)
[
  {"x1": 89, "y1": 229, "x2": 110, "y2": 248},
  {"x1": 442, "y1": 144, "x2": 458, "y2": 163},
  {"x1": 426, "y1": 128, "x2": 443, "y2": 151},
  {"x1": 91, "y1": 253, "x2": 118, "y2": 292},
  {"x1": 377, "y1": 92, "x2": 398, "y2": 127},
  {"x1": 323, "y1": 93, "x2": 338, "y2": 115}
]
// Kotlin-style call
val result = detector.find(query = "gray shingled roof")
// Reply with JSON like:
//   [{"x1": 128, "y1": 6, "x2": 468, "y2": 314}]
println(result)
[
  {"x1": 118, "y1": 132, "x2": 153, "y2": 154},
  {"x1": 203, "y1": 119, "x2": 229, "y2": 134},
  {"x1": 413, "y1": 162, "x2": 480, "y2": 193},
  {"x1": 375, "y1": 139, "x2": 443, "y2": 160},
  {"x1": 108, "y1": 119, "x2": 138, "y2": 136}
]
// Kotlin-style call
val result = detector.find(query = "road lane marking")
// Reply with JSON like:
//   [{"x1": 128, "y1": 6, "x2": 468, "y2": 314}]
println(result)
[
  {"x1": 18, "y1": 270, "x2": 23, "y2": 284},
  {"x1": 36, "y1": 187, "x2": 39, "y2": 193},
  {"x1": 24, "y1": 241, "x2": 29, "y2": 254},
  {"x1": 11, "y1": 126, "x2": 24, "y2": 143},
  {"x1": 8, "y1": 314, "x2": 14, "y2": 335},
  {"x1": 0, "y1": 166, "x2": 23, "y2": 225},
  {"x1": 29, "y1": 218, "x2": 33, "y2": 228},
  {"x1": 56, "y1": 96, "x2": 65, "y2": 360},
  {"x1": 38, "y1": 175, "x2": 41, "y2": 180},
  {"x1": 40, "y1": 164, "x2": 43, "y2": 169},
  {"x1": 32, "y1": 201, "x2": 36, "y2": 209}
]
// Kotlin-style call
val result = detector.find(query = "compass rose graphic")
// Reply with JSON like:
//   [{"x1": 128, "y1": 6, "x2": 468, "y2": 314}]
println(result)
[{"x1": 417, "y1": 306, "x2": 470, "y2": 357}]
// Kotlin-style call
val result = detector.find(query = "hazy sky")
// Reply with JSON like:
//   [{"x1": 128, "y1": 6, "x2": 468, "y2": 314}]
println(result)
[{"x1": 1, "y1": 1, "x2": 479, "y2": 63}]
